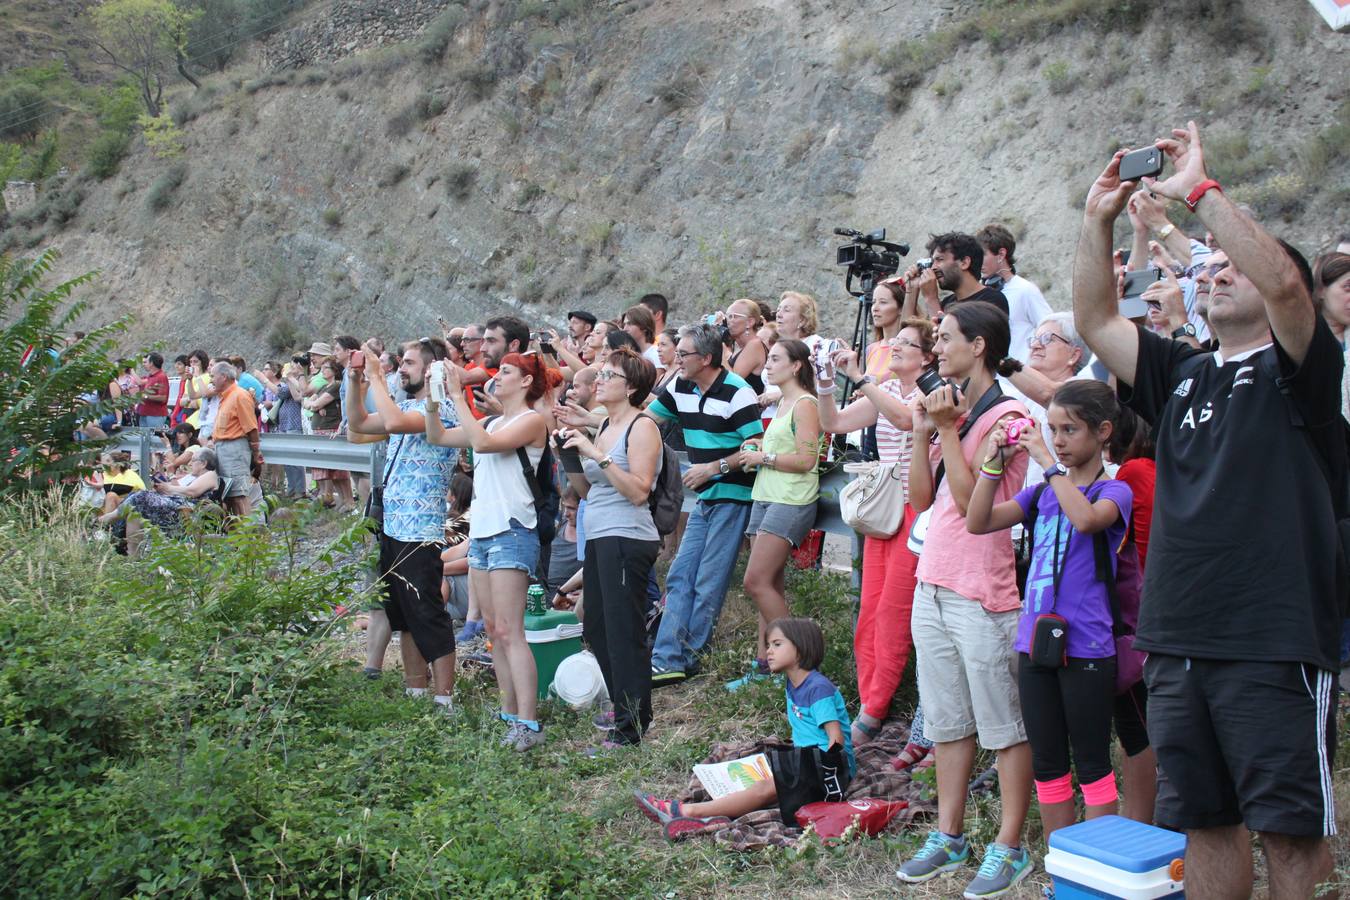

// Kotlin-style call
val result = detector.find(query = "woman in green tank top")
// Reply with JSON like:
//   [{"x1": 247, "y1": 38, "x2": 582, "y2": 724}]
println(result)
[{"x1": 730, "y1": 339, "x2": 822, "y2": 684}]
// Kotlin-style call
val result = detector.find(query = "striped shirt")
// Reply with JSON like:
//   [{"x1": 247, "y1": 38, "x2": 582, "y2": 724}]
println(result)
[
  {"x1": 875, "y1": 380, "x2": 919, "y2": 494},
  {"x1": 648, "y1": 370, "x2": 763, "y2": 504}
]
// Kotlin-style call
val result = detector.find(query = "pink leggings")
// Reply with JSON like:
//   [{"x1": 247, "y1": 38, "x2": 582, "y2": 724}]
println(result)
[{"x1": 855, "y1": 504, "x2": 919, "y2": 720}]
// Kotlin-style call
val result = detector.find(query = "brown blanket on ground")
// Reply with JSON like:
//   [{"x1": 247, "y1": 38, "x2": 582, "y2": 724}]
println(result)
[{"x1": 674, "y1": 715, "x2": 936, "y2": 850}]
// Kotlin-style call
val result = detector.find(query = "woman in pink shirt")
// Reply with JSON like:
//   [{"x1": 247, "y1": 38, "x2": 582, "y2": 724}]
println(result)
[{"x1": 897, "y1": 302, "x2": 1034, "y2": 891}]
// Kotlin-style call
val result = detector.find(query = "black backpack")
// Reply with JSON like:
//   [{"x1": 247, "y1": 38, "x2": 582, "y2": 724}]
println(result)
[
  {"x1": 617, "y1": 415, "x2": 683, "y2": 536},
  {"x1": 485, "y1": 416, "x2": 560, "y2": 551}
]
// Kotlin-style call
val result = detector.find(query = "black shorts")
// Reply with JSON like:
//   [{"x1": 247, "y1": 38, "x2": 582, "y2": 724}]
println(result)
[
  {"x1": 379, "y1": 533, "x2": 455, "y2": 664},
  {"x1": 1113, "y1": 678, "x2": 1150, "y2": 758},
  {"x1": 1145, "y1": 654, "x2": 1337, "y2": 836},
  {"x1": 767, "y1": 745, "x2": 852, "y2": 825}
]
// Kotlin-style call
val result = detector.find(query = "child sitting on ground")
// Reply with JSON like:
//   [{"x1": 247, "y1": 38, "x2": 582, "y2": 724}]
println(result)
[{"x1": 634, "y1": 617, "x2": 855, "y2": 841}]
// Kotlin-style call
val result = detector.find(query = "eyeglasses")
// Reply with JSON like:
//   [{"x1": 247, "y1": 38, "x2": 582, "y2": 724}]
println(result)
[
  {"x1": 674, "y1": 350, "x2": 704, "y2": 360},
  {"x1": 464, "y1": 336, "x2": 482, "y2": 343},
  {"x1": 597, "y1": 370, "x2": 628, "y2": 383},
  {"x1": 1191, "y1": 260, "x2": 1230, "y2": 281},
  {"x1": 725, "y1": 311, "x2": 751, "y2": 321},
  {"x1": 1028, "y1": 332, "x2": 1072, "y2": 348},
  {"x1": 889, "y1": 338, "x2": 923, "y2": 350}
]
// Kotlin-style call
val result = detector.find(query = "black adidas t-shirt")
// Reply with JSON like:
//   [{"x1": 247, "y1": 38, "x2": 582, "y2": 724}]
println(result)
[
  {"x1": 941, "y1": 286, "x2": 1009, "y2": 316},
  {"x1": 1120, "y1": 319, "x2": 1345, "y2": 671}
]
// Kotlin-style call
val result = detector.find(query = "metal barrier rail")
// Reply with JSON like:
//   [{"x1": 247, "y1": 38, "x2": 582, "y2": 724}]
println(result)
[{"x1": 112, "y1": 430, "x2": 857, "y2": 536}]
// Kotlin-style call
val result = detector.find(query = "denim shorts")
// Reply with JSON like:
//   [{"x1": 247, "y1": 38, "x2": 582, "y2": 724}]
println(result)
[
  {"x1": 745, "y1": 499, "x2": 817, "y2": 548},
  {"x1": 467, "y1": 518, "x2": 540, "y2": 574}
]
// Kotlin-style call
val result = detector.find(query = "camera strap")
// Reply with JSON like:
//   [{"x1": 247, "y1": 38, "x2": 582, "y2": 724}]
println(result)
[{"x1": 932, "y1": 382, "x2": 1014, "y2": 494}]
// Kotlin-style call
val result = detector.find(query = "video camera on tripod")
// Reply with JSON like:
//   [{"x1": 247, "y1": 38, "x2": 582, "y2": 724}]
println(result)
[{"x1": 834, "y1": 227, "x2": 909, "y2": 296}]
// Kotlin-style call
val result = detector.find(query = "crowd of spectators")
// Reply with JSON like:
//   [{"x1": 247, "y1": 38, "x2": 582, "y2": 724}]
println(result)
[{"x1": 76, "y1": 122, "x2": 1350, "y2": 898}]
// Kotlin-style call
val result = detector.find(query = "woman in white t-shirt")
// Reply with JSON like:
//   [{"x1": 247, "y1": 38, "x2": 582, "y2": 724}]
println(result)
[
  {"x1": 818, "y1": 318, "x2": 935, "y2": 746},
  {"x1": 427, "y1": 352, "x2": 559, "y2": 752}
]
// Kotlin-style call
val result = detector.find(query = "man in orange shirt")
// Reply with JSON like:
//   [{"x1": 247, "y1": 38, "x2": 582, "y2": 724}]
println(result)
[{"x1": 210, "y1": 361, "x2": 262, "y2": 515}]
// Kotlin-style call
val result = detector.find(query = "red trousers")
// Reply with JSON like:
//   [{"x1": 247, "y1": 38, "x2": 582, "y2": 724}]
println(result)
[{"x1": 855, "y1": 503, "x2": 919, "y2": 720}]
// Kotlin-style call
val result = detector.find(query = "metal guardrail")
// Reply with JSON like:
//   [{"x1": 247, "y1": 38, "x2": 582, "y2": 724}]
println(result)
[{"x1": 112, "y1": 430, "x2": 856, "y2": 536}]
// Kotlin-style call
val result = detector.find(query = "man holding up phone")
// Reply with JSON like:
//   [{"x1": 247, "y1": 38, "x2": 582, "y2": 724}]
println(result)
[{"x1": 1073, "y1": 122, "x2": 1341, "y2": 897}]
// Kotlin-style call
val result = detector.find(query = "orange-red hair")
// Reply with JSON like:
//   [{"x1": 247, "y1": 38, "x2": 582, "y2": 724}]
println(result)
[{"x1": 502, "y1": 352, "x2": 564, "y2": 404}]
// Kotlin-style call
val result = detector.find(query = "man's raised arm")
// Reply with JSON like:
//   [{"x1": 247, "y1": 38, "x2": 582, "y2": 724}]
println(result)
[{"x1": 1073, "y1": 149, "x2": 1141, "y2": 386}]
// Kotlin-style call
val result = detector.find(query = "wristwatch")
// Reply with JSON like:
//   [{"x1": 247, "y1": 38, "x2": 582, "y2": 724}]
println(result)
[
  {"x1": 718, "y1": 458, "x2": 731, "y2": 475},
  {"x1": 764, "y1": 452, "x2": 778, "y2": 469},
  {"x1": 598, "y1": 455, "x2": 613, "y2": 469},
  {"x1": 1157, "y1": 222, "x2": 1176, "y2": 240},
  {"x1": 860, "y1": 375, "x2": 877, "y2": 386},
  {"x1": 1044, "y1": 462, "x2": 1069, "y2": 482},
  {"x1": 1171, "y1": 323, "x2": 1197, "y2": 339}
]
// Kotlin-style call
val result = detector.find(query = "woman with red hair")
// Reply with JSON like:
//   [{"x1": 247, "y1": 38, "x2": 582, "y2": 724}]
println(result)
[{"x1": 427, "y1": 352, "x2": 560, "y2": 752}]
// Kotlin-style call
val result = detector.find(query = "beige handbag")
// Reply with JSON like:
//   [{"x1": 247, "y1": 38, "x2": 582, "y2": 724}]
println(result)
[{"x1": 839, "y1": 461, "x2": 907, "y2": 538}]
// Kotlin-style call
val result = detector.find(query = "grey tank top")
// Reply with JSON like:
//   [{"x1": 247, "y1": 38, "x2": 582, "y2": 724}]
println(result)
[{"x1": 581, "y1": 418, "x2": 660, "y2": 542}]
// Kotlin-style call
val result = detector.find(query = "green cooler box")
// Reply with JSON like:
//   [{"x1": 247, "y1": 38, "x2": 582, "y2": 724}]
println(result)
[{"x1": 524, "y1": 609, "x2": 584, "y2": 699}]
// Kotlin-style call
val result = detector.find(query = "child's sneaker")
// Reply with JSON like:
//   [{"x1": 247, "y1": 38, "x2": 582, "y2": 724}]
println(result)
[
  {"x1": 896, "y1": 830, "x2": 969, "y2": 883},
  {"x1": 962, "y1": 843, "x2": 1033, "y2": 898},
  {"x1": 592, "y1": 709, "x2": 616, "y2": 731},
  {"x1": 633, "y1": 791, "x2": 679, "y2": 824},
  {"x1": 662, "y1": 815, "x2": 731, "y2": 842},
  {"x1": 723, "y1": 658, "x2": 774, "y2": 692},
  {"x1": 512, "y1": 724, "x2": 545, "y2": 752}
]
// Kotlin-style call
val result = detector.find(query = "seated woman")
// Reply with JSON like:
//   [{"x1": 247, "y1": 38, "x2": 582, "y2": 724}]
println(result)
[
  {"x1": 99, "y1": 449, "x2": 220, "y2": 555},
  {"x1": 97, "y1": 452, "x2": 146, "y2": 516}
]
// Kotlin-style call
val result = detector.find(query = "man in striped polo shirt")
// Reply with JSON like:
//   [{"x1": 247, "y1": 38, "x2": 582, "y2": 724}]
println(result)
[{"x1": 647, "y1": 324, "x2": 764, "y2": 686}]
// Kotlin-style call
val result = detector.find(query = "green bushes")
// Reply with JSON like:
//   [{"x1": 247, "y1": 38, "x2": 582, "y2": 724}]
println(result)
[
  {"x1": 145, "y1": 162, "x2": 187, "y2": 212},
  {"x1": 86, "y1": 130, "x2": 131, "y2": 179},
  {"x1": 0, "y1": 498, "x2": 655, "y2": 897},
  {"x1": 0, "y1": 82, "x2": 51, "y2": 141},
  {"x1": 416, "y1": 4, "x2": 467, "y2": 64},
  {"x1": 444, "y1": 161, "x2": 476, "y2": 201}
]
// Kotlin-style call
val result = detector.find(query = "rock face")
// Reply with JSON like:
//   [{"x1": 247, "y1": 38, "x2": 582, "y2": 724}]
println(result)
[
  {"x1": 21, "y1": 0, "x2": 1350, "y2": 357},
  {"x1": 262, "y1": 0, "x2": 460, "y2": 70}
]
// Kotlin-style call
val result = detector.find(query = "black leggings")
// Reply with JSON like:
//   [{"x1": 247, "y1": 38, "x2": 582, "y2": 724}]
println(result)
[
  {"x1": 582, "y1": 536, "x2": 661, "y2": 745},
  {"x1": 1018, "y1": 653, "x2": 1117, "y2": 785}
]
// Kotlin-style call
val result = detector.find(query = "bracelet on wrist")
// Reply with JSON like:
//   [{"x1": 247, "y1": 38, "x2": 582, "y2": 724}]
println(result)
[
  {"x1": 980, "y1": 462, "x2": 1005, "y2": 477},
  {"x1": 817, "y1": 384, "x2": 836, "y2": 395},
  {"x1": 979, "y1": 469, "x2": 1003, "y2": 481}
]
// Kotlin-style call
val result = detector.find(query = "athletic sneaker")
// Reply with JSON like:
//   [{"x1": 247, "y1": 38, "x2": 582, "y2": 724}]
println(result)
[
  {"x1": 651, "y1": 666, "x2": 687, "y2": 687},
  {"x1": 592, "y1": 709, "x2": 616, "y2": 731},
  {"x1": 512, "y1": 724, "x2": 545, "y2": 752},
  {"x1": 896, "y1": 831, "x2": 970, "y2": 883},
  {"x1": 456, "y1": 618, "x2": 485, "y2": 643},
  {"x1": 499, "y1": 721, "x2": 522, "y2": 748},
  {"x1": 962, "y1": 843, "x2": 1033, "y2": 898},
  {"x1": 663, "y1": 815, "x2": 731, "y2": 842}
]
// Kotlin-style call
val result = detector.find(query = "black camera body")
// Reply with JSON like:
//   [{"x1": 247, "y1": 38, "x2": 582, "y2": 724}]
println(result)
[
  {"x1": 292, "y1": 352, "x2": 312, "y2": 367},
  {"x1": 835, "y1": 227, "x2": 909, "y2": 296},
  {"x1": 916, "y1": 366, "x2": 946, "y2": 395}
]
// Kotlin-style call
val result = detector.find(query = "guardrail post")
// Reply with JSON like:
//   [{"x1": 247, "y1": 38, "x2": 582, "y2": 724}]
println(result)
[
  {"x1": 137, "y1": 430, "x2": 152, "y2": 483},
  {"x1": 369, "y1": 441, "x2": 387, "y2": 489}
]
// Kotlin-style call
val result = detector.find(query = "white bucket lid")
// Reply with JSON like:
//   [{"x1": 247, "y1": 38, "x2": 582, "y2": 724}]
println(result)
[{"x1": 551, "y1": 650, "x2": 609, "y2": 708}]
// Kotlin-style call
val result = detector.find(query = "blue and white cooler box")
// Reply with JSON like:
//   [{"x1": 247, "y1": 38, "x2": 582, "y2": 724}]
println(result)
[{"x1": 1046, "y1": 815, "x2": 1186, "y2": 899}]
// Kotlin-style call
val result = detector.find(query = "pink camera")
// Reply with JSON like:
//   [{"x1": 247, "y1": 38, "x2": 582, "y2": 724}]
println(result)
[{"x1": 1004, "y1": 417, "x2": 1034, "y2": 445}]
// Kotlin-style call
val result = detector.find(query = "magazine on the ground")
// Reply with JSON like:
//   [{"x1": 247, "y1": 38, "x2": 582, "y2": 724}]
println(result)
[{"x1": 692, "y1": 753, "x2": 772, "y2": 799}]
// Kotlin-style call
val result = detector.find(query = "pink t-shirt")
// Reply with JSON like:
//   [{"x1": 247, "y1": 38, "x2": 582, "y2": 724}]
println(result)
[{"x1": 915, "y1": 397, "x2": 1028, "y2": 613}]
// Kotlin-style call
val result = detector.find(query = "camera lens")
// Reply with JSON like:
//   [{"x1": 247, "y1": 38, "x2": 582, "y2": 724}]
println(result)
[{"x1": 916, "y1": 366, "x2": 946, "y2": 395}]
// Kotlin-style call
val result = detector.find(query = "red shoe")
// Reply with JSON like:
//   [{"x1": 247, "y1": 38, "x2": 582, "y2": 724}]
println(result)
[
  {"x1": 663, "y1": 815, "x2": 732, "y2": 842},
  {"x1": 890, "y1": 742, "x2": 933, "y2": 771},
  {"x1": 633, "y1": 791, "x2": 680, "y2": 824}
]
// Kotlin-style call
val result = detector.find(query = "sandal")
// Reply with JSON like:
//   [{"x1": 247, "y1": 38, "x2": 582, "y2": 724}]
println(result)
[
  {"x1": 890, "y1": 742, "x2": 933, "y2": 771},
  {"x1": 851, "y1": 715, "x2": 882, "y2": 746}
]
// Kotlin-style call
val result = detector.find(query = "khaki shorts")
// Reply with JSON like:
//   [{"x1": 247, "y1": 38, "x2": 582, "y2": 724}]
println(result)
[{"x1": 912, "y1": 580, "x2": 1026, "y2": 750}]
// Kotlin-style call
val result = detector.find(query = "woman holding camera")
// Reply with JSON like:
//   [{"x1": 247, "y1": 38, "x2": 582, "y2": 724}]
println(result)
[
  {"x1": 817, "y1": 318, "x2": 935, "y2": 745},
  {"x1": 556, "y1": 346, "x2": 662, "y2": 747},
  {"x1": 897, "y1": 302, "x2": 1033, "y2": 889},
  {"x1": 426, "y1": 353, "x2": 556, "y2": 752},
  {"x1": 725, "y1": 339, "x2": 821, "y2": 691}
]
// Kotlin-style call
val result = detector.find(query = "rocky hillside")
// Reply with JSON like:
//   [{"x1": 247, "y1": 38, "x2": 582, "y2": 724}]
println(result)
[{"x1": 5, "y1": 0, "x2": 1348, "y2": 355}]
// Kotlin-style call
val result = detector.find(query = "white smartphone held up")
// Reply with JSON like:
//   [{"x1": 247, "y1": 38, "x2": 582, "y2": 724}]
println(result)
[{"x1": 428, "y1": 361, "x2": 447, "y2": 405}]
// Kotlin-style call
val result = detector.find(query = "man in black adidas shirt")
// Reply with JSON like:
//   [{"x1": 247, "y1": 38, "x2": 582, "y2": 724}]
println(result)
[
  {"x1": 1073, "y1": 122, "x2": 1341, "y2": 897},
  {"x1": 901, "y1": 231, "x2": 1010, "y2": 319}
]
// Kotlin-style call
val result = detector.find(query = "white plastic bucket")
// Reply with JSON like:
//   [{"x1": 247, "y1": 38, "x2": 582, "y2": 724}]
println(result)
[{"x1": 551, "y1": 650, "x2": 608, "y2": 708}]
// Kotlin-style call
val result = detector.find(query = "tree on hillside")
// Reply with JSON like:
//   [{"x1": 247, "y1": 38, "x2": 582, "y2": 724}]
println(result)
[
  {"x1": 87, "y1": 0, "x2": 202, "y2": 117},
  {"x1": 0, "y1": 83, "x2": 52, "y2": 143},
  {"x1": 0, "y1": 250, "x2": 133, "y2": 492}
]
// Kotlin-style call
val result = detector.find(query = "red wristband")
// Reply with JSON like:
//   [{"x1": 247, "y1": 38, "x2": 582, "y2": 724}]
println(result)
[{"x1": 1184, "y1": 178, "x2": 1222, "y2": 212}]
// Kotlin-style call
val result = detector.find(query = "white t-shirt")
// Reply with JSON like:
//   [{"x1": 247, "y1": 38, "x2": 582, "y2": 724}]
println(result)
[
  {"x1": 1003, "y1": 275, "x2": 1053, "y2": 364},
  {"x1": 1000, "y1": 365, "x2": 1101, "y2": 486},
  {"x1": 643, "y1": 344, "x2": 662, "y2": 371}
]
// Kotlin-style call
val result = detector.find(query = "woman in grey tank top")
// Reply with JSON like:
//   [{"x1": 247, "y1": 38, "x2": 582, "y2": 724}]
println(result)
[{"x1": 556, "y1": 347, "x2": 663, "y2": 746}]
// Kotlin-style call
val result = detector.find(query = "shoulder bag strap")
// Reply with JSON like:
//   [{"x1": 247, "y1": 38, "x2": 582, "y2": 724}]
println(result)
[
  {"x1": 932, "y1": 384, "x2": 1014, "y2": 492},
  {"x1": 1086, "y1": 481, "x2": 1127, "y2": 637}
]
